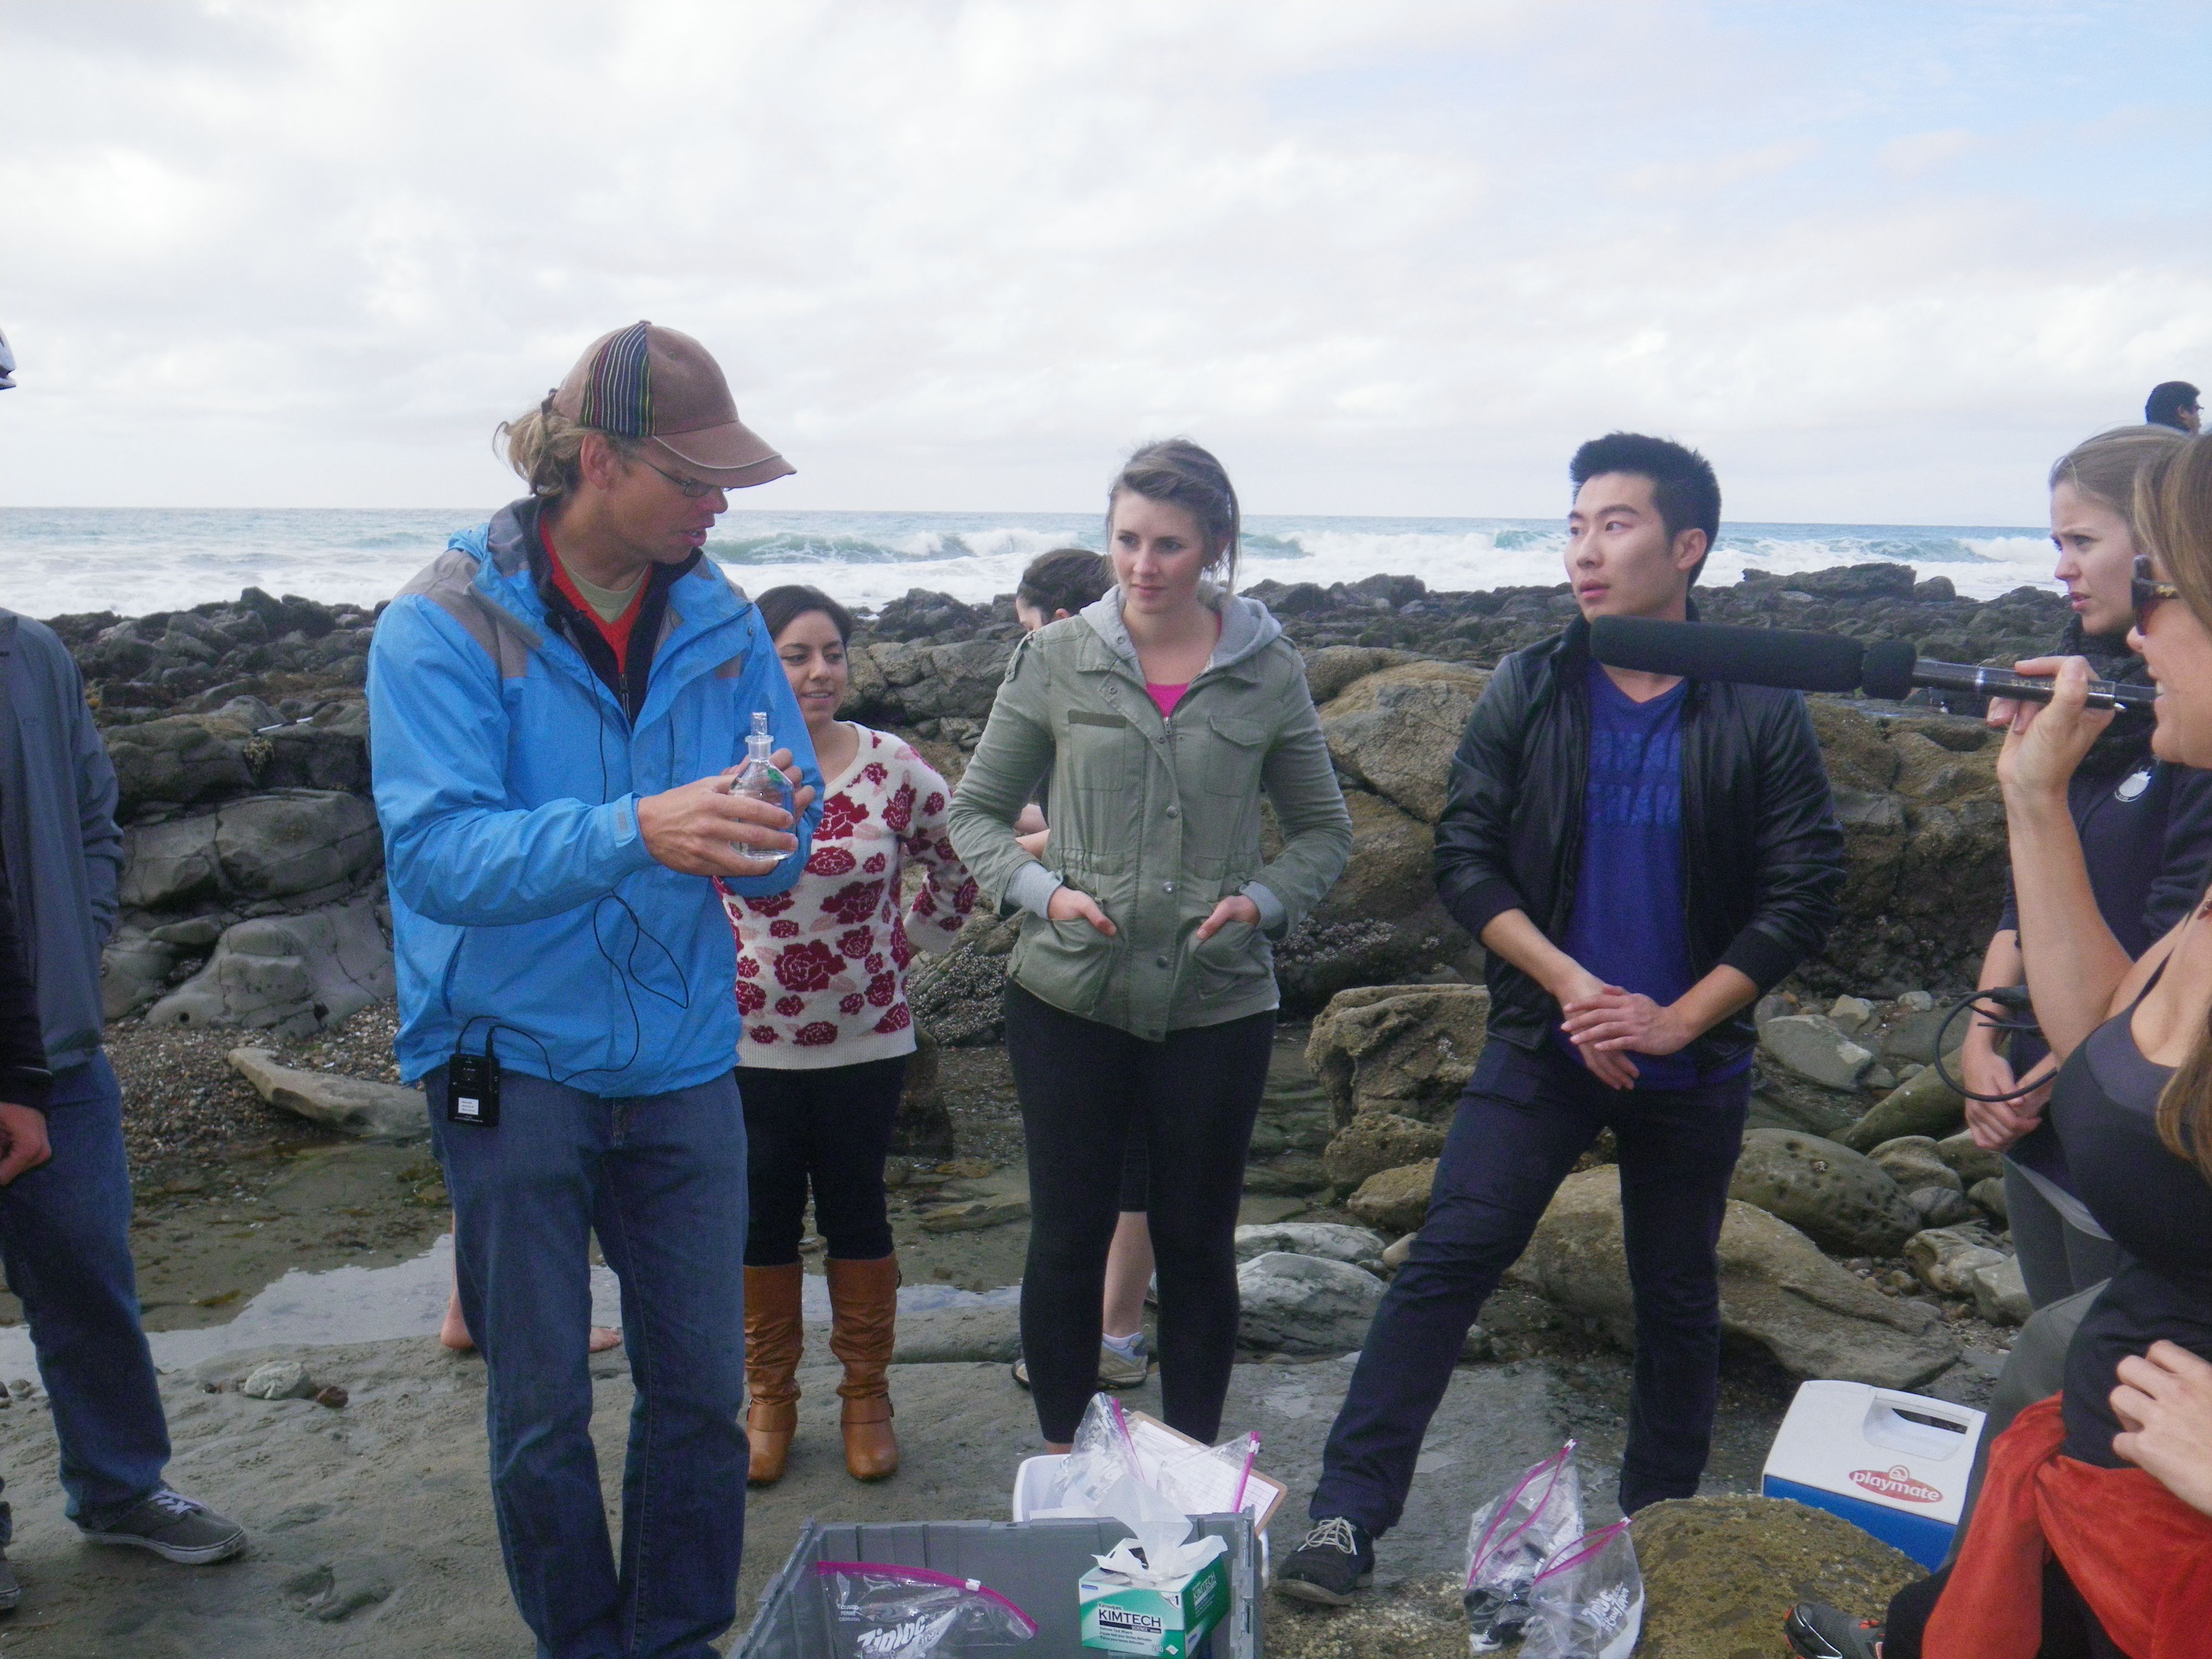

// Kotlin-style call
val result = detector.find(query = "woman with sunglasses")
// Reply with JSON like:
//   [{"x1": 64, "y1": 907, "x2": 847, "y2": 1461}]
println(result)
[
  {"x1": 1955, "y1": 424, "x2": 2212, "y2": 1311},
  {"x1": 1786, "y1": 436, "x2": 2212, "y2": 1659}
]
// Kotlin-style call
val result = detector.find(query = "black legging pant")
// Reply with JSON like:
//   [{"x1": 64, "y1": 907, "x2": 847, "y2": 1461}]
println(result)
[
  {"x1": 738, "y1": 1057, "x2": 907, "y2": 1266},
  {"x1": 1003, "y1": 982, "x2": 1273, "y2": 1444}
]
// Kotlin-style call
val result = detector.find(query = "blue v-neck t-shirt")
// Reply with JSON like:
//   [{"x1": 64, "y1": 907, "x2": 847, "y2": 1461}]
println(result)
[{"x1": 1556, "y1": 662, "x2": 1744, "y2": 1089}]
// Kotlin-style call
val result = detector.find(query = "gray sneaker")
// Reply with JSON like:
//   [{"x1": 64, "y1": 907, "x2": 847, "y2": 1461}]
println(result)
[
  {"x1": 80, "y1": 1489, "x2": 246, "y2": 1564},
  {"x1": 1010, "y1": 1342, "x2": 1151, "y2": 1392}
]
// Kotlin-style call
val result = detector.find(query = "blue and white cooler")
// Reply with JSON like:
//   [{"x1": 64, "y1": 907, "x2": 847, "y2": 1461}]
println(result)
[{"x1": 1761, "y1": 1382, "x2": 1986, "y2": 1569}]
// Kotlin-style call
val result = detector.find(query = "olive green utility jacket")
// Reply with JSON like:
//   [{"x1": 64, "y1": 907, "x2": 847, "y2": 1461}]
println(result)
[{"x1": 948, "y1": 588, "x2": 1352, "y2": 1040}]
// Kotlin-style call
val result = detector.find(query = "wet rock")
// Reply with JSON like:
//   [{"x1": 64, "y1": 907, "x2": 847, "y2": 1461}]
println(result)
[
  {"x1": 1302, "y1": 645, "x2": 1423, "y2": 706},
  {"x1": 1347, "y1": 1161, "x2": 1436, "y2": 1234},
  {"x1": 1243, "y1": 1155, "x2": 1332, "y2": 1196},
  {"x1": 1839, "y1": 1066, "x2": 1966, "y2": 1151},
  {"x1": 228, "y1": 1048, "x2": 430, "y2": 1140},
  {"x1": 906, "y1": 914, "x2": 1017, "y2": 1046},
  {"x1": 1728, "y1": 1129, "x2": 1919, "y2": 1255},
  {"x1": 312, "y1": 1384, "x2": 350, "y2": 1409},
  {"x1": 1935, "y1": 1131, "x2": 2004, "y2": 1188},
  {"x1": 1905, "y1": 1226, "x2": 2008, "y2": 1296},
  {"x1": 1322, "y1": 1112, "x2": 1447, "y2": 1190},
  {"x1": 102, "y1": 708, "x2": 262, "y2": 818},
  {"x1": 917, "y1": 1194, "x2": 1030, "y2": 1232},
  {"x1": 118, "y1": 814, "x2": 225, "y2": 910},
  {"x1": 1307, "y1": 984, "x2": 1490, "y2": 1127},
  {"x1": 1317, "y1": 661, "x2": 1489, "y2": 824},
  {"x1": 213, "y1": 789, "x2": 382, "y2": 900},
  {"x1": 848, "y1": 637, "x2": 1015, "y2": 724},
  {"x1": 1908, "y1": 1185, "x2": 1978, "y2": 1228},
  {"x1": 1972, "y1": 1255, "x2": 2033, "y2": 1326},
  {"x1": 1760, "y1": 1014, "x2": 1876, "y2": 1091},
  {"x1": 890, "y1": 1028, "x2": 954, "y2": 1156},
  {"x1": 99, "y1": 930, "x2": 181, "y2": 1020},
  {"x1": 1237, "y1": 1251, "x2": 1385, "y2": 1354},
  {"x1": 1633, "y1": 1495, "x2": 1919, "y2": 1659},
  {"x1": 1870, "y1": 1135, "x2": 1963, "y2": 1193},
  {"x1": 892, "y1": 1305, "x2": 1022, "y2": 1364},
  {"x1": 1234, "y1": 1223, "x2": 1388, "y2": 1275},
  {"x1": 1968, "y1": 1176, "x2": 2008, "y2": 1223},
  {"x1": 1507, "y1": 1168, "x2": 1958, "y2": 1387},
  {"x1": 1749, "y1": 1068, "x2": 1868, "y2": 1138},
  {"x1": 242, "y1": 1359, "x2": 315, "y2": 1400},
  {"x1": 1828, "y1": 995, "x2": 1878, "y2": 1035},
  {"x1": 149, "y1": 896, "x2": 394, "y2": 1037}
]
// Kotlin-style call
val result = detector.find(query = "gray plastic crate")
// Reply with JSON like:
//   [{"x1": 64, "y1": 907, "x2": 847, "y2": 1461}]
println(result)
[{"x1": 738, "y1": 1515, "x2": 1262, "y2": 1659}]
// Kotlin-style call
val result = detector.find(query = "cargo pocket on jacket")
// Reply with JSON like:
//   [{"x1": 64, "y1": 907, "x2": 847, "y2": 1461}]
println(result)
[
  {"x1": 1189, "y1": 915, "x2": 1271, "y2": 1002},
  {"x1": 1012, "y1": 910, "x2": 1119, "y2": 1014}
]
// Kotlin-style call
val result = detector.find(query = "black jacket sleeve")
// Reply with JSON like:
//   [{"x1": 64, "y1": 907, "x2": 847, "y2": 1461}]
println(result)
[
  {"x1": 1433, "y1": 660, "x2": 1532, "y2": 940},
  {"x1": 2145, "y1": 765, "x2": 2212, "y2": 940},
  {"x1": 0, "y1": 854, "x2": 51, "y2": 1112},
  {"x1": 1714, "y1": 692, "x2": 1846, "y2": 993}
]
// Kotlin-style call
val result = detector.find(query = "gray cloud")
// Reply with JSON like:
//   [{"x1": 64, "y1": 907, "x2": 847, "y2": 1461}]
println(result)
[{"x1": 0, "y1": 0, "x2": 2205, "y2": 523}]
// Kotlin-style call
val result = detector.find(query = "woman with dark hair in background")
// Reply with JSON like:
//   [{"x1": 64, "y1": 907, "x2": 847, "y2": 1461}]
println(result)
[
  {"x1": 727, "y1": 584, "x2": 978, "y2": 1485},
  {"x1": 1790, "y1": 436, "x2": 2212, "y2": 1659},
  {"x1": 950, "y1": 440, "x2": 1351, "y2": 1448},
  {"x1": 1958, "y1": 424, "x2": 2211, "y2": 1310}
]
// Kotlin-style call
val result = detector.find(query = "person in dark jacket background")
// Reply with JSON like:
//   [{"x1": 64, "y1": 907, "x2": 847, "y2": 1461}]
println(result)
[
  {"x1": 1277, "y1": 433, "x2": 1845, "y2": 1606},
  {"x1": 0, "y1": 609, "x2": 246, "y2": 1605}
]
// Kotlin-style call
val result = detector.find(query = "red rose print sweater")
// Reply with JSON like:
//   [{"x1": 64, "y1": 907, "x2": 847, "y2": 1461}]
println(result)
[{"x1": 722, "y1": 726, "x2": 978, "y2": 1068}]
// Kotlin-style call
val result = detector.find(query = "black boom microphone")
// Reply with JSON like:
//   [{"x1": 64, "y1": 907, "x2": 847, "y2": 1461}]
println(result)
[{"x1": 1587, "y1": 616, "x2": 2156, "y2": 710}]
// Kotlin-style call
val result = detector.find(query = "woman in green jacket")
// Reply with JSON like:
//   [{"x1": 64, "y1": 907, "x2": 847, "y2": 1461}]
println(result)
[{"x1": 950, "y1": 439, "x2": 1352, "y2": 1447}]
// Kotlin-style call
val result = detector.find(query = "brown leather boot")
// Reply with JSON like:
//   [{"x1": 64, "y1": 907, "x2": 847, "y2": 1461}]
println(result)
[
  {"x1": 744, "y1": 1262, "x2": 806, "y2": 1485},
  {"x1": 827, "y1": 1255, "x2": 901, "y2": 1481}
]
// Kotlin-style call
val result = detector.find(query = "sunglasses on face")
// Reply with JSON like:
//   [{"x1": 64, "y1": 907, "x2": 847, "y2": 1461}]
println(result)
[
  {"x1": 2135, "y1": 552, "x2": 2181, "y2": 620},
  {"x1": 643, "y1": 460, "x2": 727, "y2": 501}
]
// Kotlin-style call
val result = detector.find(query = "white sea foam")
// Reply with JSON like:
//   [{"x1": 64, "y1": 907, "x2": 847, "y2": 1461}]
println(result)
[{"x1": 0, "y1": 507, "x2": 2060, "y2": 619}]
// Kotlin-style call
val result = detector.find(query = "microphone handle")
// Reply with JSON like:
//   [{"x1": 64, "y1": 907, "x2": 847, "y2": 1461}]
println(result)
[{"x1": 1909, "y1": 659, "x2": 2157, "y2": 711}]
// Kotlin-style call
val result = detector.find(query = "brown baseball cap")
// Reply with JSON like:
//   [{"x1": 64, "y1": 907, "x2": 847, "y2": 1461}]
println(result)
[{"x1": 550, "y1": 321, "x2": 794, "y2": 488}]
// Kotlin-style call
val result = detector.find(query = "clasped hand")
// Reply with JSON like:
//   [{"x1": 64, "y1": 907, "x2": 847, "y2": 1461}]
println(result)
[
  {"x1": 1558, "y1": 976, "x2": 1691, "y2": 1092},
  {"x1": 1990, "y1": 656, "x2": 2115, "y2": 797},
  {"x1": 637, "y1": 750, "x2": 818, "y2": 879}
]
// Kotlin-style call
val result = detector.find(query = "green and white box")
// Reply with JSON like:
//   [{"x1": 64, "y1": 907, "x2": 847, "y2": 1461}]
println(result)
[{"x1": 1079, "y1": 1550, "x2": 1230, "y2": 1657}]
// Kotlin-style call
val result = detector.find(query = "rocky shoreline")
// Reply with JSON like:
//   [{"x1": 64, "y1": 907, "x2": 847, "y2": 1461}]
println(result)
[{"x1": 38, "y1": 561, "x2": 2054, "y2": 1653}]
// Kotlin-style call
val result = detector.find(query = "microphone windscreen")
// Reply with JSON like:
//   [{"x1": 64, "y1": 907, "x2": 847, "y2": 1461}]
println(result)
[
  {"x1": 1861, "y1": 639, "x2": 1918, "y2": 702},
  {"x1": 1588, "y1": 617, "x2": 1866, "y2": 694}
]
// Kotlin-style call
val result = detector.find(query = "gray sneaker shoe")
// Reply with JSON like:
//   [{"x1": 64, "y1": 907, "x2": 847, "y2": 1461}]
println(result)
[
  {"x1": 80, "y1": 1489, "x2": 246, "y2": 1564},
  {"x1": 1011, "y1": 1342, "x2": 1151, "y2": 1392}
]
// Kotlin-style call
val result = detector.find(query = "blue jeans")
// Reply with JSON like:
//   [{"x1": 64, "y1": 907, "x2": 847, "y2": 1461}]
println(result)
[
  {"x1": 428, "y1": 1065, "x2": 749, "y2": 1659},
  {"x1": 0, "y1": 1053, "x2": 171, "y2": 1531},
  {"x1": 1312, "y1": 1040, "x2": 1750, "y2": 1530}
]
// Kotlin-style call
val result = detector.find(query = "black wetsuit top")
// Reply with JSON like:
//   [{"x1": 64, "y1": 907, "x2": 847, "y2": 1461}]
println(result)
[{"x1": 2050, "y1": 967, "x2": 2212, "y2": 1464}]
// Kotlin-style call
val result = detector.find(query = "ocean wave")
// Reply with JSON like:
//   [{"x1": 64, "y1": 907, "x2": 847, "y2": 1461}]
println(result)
[{"x1": 0, "y1": 507, "x2": 2062, "y2": 618}]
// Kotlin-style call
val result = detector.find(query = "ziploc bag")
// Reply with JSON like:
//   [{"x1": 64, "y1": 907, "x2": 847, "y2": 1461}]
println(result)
[
  {"x1": 1519, "y1": 1521, "x2": 1643, "y2": 1659},
  {"x1": 815, "y1": 1562, "x2": 1038, "y2": 1659},
  {"x1": 1461, "y1": 1439, "x2": 1583, "y2": 1652}
]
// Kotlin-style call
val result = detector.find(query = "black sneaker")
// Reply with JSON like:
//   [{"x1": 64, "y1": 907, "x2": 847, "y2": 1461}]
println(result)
[
  {"x1": 1785, "y1": 1601, "x2": 1884, "y2": 1659},
  {"x1": 80, "y1": 1489, "x2": 246, "y2": 1565},
  {"x1": 1272, "y1": 1516, "x2": 1375, "y2": 1606}
]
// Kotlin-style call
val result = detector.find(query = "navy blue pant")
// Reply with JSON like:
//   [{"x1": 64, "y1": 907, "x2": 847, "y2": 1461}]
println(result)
[
  {"x1": 1312, "y1": 1040, "x2": 1750, "y2": 1530},
  {"x1": 430, "y1": 1064, "x2": 749, "y2": 1659},
  {"x1": 738, "y1": 1057, "x2": 905, "y2": 1266},
  {"x1": 0, "y1": 1053, "x2": 172, "y2": 1528}
]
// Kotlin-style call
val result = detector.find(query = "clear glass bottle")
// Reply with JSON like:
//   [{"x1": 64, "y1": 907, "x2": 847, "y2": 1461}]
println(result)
[{"x1": 728, "y1": 711, "x2": 794, "y2": 817}]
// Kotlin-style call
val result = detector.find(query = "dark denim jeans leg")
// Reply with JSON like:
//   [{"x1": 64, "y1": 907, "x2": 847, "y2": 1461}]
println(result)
[
  {"x1": 431, "y1": 1066, "x2": 749, "y2": 1659},
  {"x1": 1310, "y1": 1042, "x2": 1749, "y2": 1534},
  {"x1": 0, "y1": 1053, "x2": 171, "y2": 1525}
]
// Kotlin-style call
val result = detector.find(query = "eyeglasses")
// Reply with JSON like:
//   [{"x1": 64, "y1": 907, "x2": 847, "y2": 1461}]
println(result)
[
  {"x1": 643, "y1": 459, "x2": 728, "y2": 500},
  {"x1": 2135, "y1": 552, "x2": 2181, "y2": 620}
]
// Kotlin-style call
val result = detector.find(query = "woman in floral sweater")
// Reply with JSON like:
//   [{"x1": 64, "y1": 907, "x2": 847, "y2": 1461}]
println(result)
[{"x1": 724, "y1": 585, "x2": 977, "y2": 1486}]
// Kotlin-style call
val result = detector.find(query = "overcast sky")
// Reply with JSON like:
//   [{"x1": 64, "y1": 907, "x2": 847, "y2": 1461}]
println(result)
[{"x1": 2, "y1": 0, "x2": 2206, "y2": 524}]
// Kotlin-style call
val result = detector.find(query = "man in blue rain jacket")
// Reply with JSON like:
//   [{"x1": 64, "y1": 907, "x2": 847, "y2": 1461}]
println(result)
[{"x1": 369, "y1": 322, "x2": 821, "y2": 1659}]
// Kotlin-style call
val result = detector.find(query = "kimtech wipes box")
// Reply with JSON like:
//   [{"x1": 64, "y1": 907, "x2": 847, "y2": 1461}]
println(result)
[{"x1": 1079, "y1": 1542, "x2": 1230, "y2": 1657}]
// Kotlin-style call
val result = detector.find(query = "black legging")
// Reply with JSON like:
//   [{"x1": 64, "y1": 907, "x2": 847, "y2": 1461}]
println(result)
[
  {"x1": 1884, "y1": 1559, "x2": 2124, "y2": 1659},
  {"x1": 738, "y1": 1057, "x2": 907, "y2": 1266},
  {"x1": 1003, "y1": 982, "x2": 1272, "y2": 1443}
]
